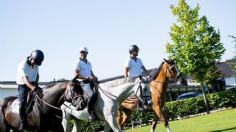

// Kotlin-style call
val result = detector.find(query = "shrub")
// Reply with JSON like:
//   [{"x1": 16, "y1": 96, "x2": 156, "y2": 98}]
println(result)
[{"x1": 78, "y1": 89, "x2": 236, "y2": 129}]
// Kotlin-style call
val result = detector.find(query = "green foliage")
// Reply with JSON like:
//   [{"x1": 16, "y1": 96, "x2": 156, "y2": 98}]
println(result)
[
  {"x1": 67, "y1": 119, "x2": 105, "y2": 132},
  {"x1": 166, "y1": 0, "x2": 225, "y2": 84},
  {"x1": 163, "y1": 89, "x2": 236, "y2": 120},
  {"x1": 130, "y1": 89, "x2": 236, "y2": 124},
  {"x1": 78, "y1": 89, "x2": 236, "y2": 129},
  {"x1": 229, "y1": 61, "x2": 236, "y2": 72}
]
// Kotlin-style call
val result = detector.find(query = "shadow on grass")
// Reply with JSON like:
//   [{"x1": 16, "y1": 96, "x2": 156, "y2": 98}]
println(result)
[{"x1": 209, "y1": 126, "x2": 236, "y2": 132}]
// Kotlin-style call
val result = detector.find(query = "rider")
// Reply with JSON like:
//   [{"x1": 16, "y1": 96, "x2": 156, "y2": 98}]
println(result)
[
  {"x1": 124, "y1": 45, "x2": 149, "y2": 111},
  {"x1": 73, "y1": 46, "x2": 98, "y2": 120},
  {"x1": 16, "y1": 50, "x2": 44, "y2": 130},
  {"x1": 124, "y1": 45, "x2": 149, "y2": 80}
]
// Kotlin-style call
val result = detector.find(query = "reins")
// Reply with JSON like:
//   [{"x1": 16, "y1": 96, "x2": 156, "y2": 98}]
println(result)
[
  {"x1": 34, "y1": 93, "x2": 62, "y2": 111},
  {"x1": 95, "y1": 80, "x2": 141, "y2": 100},
  {"x1": 94, "y1": 81, "x2": 118, "y2": 99}
]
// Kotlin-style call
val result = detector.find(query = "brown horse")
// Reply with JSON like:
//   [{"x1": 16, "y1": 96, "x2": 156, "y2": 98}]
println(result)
[
  {"x1": 1, "y1": 81, "x2": 85, "y2": 132},
  {"x1": 117, "y1": 59, "x2": 187, "y2": 132}
]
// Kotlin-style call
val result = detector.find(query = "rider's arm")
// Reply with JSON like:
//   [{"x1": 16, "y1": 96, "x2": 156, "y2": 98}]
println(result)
[
  {"x1": 124, "y1": 67, "x2": 129, "y2": 77},
  {"x1": 36, "y1": 73, "x2": 39, "y2": 84},
  {"x1": 22, "y1": 76, "x2": 36, "y2": 90},
  {"x1": 91, "y1": 71, "x2": 98, "y2": 81},
  {"x1": 74, "y1": 69, "x2": 90, "y2": 80},
  {"x1": 141, "y1": 66, "x2": 148, "y2": 75}
]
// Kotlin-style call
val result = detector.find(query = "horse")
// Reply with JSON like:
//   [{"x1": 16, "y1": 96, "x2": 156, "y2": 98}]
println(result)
[
  {"x1": 1, "y1": 81, "x2": 85, "y2": 132},
  {"x1": 117, "y1": 58, "x2": 187, "y2": 132},
  {"x1": 0, "y1": 99, "x2": 6, "y2": 131},
  {"x1": 62, "y1": 77, "x2": 150, "y2": 132}
]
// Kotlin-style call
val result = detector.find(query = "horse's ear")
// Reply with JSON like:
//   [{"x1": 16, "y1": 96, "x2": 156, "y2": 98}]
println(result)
[
  {"x1": 71, "y1": 75, "x2": 78, "y2": 83},
  {"x1": 163, "y1": 58, "x2": 168, "y2": 63}
]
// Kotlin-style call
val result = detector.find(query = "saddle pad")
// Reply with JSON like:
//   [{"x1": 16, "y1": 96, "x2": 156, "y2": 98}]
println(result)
[{"x1": 10, "y1": 99, "x2": 20, "y2": 114}]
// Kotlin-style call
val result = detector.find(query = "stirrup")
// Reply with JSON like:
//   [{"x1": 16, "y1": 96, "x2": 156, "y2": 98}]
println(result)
[
  {"x1": 88, "y1": 113, "x2": 95, "y2": 121},
  {"x1": 18, "y1": 123, "x2": 25, "y2": 131}
]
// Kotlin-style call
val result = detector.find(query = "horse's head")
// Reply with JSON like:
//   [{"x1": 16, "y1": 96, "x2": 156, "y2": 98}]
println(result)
[
  {"x1": 64, "y1": 81, "x2": 85, "y2": 110},
  {"x1": 163, "y1": 58, "x2": 187, "y2": 85}
]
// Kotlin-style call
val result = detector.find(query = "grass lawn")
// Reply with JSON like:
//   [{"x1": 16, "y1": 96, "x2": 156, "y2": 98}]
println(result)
[{"x1": 126, "y1": 108, "x2": 236, "y2": 132}]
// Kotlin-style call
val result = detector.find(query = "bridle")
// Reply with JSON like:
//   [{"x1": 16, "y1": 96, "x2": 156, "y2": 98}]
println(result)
[
  {"x1": 152, "y1": 62, "x2": 180, "y2": 83},
  {"x1": 149, "y1": 61, "x2": 181, "y2": 99},
  {"x1": 63, "y1": 82, "x2": 84, "y2": 106}
]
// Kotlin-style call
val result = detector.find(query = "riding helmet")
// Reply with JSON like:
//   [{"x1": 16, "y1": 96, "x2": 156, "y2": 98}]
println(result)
[
  {"x1": 129, "y1": 45, "x2": 140, "y2": 54},
  {"x1": 80, "y1": 46, "x2": 88, "y2": 53},
  {"x1": 30, "y1": 50, "x2": 44, "y2": 66}
]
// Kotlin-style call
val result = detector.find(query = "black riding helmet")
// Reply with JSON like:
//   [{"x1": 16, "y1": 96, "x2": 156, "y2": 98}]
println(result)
[
  {"x1": 30, "y1": 50, "x2": 44, "y2": 66},
  {"x1": 129, "y1": 45, "x2": 140, "y2": 54}
]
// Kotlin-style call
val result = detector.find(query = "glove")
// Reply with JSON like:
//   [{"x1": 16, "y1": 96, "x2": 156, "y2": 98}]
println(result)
[
  {"x1": 34, "y1": 87, "x2": 43, "y2": 98},
  {"x1": 125, "y1": 77, "x2": 131, "y2": 82}
]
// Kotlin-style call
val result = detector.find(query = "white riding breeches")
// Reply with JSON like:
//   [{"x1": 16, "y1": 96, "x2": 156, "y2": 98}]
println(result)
[{"x1": 82, "y1": 83, "x2": 93, "y2": 97}]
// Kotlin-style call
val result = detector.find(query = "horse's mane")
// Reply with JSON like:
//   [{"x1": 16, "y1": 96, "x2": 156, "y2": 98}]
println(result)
[
  {"x1": 44, "y1": 83, "x2": 58, "y2": 89},
  {"x1": 44, "y1": 81, "x2": 69, "y2": 89},
  {"x1": 151, "y1": 61, "x2": 165, "y2": 80}
]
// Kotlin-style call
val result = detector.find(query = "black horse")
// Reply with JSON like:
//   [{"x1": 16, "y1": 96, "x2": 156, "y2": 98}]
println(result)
[
  {"x1": 1, "y1": 81, "x2": 85, "y2": 132},
  {"x1": 0, "y1": 99, "x2": 6, "y2": 131}
]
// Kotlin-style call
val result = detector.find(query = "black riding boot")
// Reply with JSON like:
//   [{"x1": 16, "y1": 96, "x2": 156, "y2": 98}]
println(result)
[
  {"x1": 87, "y1": 92, "x2": 98, "y2": 121},
  {"x1": 19, "y1": 118, "x2": 26, "y2": 131},
  {"x1": 19, "y1": 104, "x2": 27, "y2": 131}
]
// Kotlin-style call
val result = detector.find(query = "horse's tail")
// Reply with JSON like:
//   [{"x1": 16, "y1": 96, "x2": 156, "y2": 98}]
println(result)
[{"x1": 1, "y1": 96, "x2": 17, "y2": 117}]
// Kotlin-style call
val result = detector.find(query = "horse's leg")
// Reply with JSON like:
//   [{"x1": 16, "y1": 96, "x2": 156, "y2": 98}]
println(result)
[
  {"x1": 12, "y1": 129, "x2": 21, "y2": 132},
  {"x1": 71, "y1": 116, "x2": 81, "y2": 132},
  {"x1": 116, "y1": 106, "x2": 124, "y2": 130},
  {"x1": 121, "y1": 108, "x2": 133, "y2": 130},
  {"x1": 37, "y1": 125, "x2": 48, "y2": 132},
  {"x1": 54, "y1": 124, "x2": 64, "y2": 132},
  {"x1": 117, "y1": 107, "x2": 133, "y2": 131},
  {"x1": 0, "y1": 118, "x2": 6, "y2": 132},
  {"x1": 62, "y1": 110, "x2": 73, "y2": 132},
  {"x1": 4, "y1": 123, "x2": 11, "y2": 132},
  {"x1": 62, "y1": 109, "x2": 67, "y2": 132},
  {"x1": 120, "y1": 111, "x2": 127, "y2": 130},
  {"x1": 151, "y1": 113, "x2": 158, "y2": 132},
  {"x1": 105, "y1": 114, "x2": 122, "y2": 132},
  {"x1": 152, "y1": 97, "x2": 171, "y2": 132},
  {"x1": 104, "y1": 122, "x2": 112, "y2": 132}
]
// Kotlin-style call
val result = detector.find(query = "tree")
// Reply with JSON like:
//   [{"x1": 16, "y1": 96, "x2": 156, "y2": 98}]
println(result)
[
  {"x1": 166, "y1": 0, "x2": 225, "y2": 113},
  {"x1": 166, "y1": 0, "x2": 225, "y2": 85},
  {"x1": 228, "y1": 35, "x2": 236, "y2": 72}
]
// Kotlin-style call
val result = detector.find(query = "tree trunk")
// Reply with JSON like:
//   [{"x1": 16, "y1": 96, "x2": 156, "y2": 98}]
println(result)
[{"x1": 201, "y1": 82, "x2": 210, "y2": 114}]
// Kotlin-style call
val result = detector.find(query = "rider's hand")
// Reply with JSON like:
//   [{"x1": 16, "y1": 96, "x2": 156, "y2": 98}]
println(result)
[
  {"x1": 125, "y1": 77, "x2": 131, "y2": 82},
  {"x1": 32, "y1": 86, "x2": 36, "y2": 91},
  {"x1": 88, "y1": 76, "x2": 98, "y2": 81},
  {"x1": 35, "y1": 87, "x2": 43, "y2": 98}
]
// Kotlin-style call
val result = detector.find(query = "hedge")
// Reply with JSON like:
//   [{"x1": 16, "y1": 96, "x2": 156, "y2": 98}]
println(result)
[{"x1": 73, "y1": 89, "x2": 236, "y2": 130}]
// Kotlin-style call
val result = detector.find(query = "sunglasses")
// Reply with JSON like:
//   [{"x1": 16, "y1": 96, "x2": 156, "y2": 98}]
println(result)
[{"x1": 80, "y1": 51, "x2": 88, "y2": 54}]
